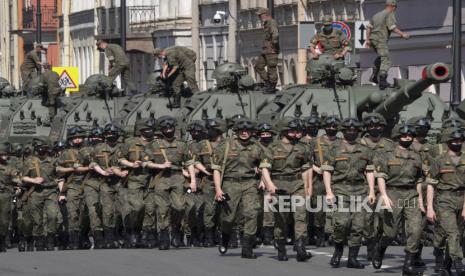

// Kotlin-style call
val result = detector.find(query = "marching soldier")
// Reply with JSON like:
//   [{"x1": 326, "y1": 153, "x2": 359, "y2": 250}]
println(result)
[
  {"x1": 96, "y1": 40, "x2": 137, "y2": 95},
  {"x1": 261, "y1": 117, "x2": 313, "y2": 262},
  {"x1": 20, "y1": 44, "x2": 44, "y2": 90},
  {"x1": 322, "y1": 117, "x2": 376, "y2": 269},
  {"x1": 255, "y1": 8, "x2": 280, "y2": 94},
  {"x1": 366, "y1": 0, "x2": 410, "y2": 89},
  {"x1": 309, "y1": 15, "x2": 351, "y2": 60},
  {"x1": 0, "y1": 143, "x2": 18, "y2": 252}
]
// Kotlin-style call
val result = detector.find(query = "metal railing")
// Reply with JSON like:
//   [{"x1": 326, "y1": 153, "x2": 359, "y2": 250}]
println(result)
[
  {"x1": 128, "y1": 6, "x2": 157, "y2": 33},
  {"x1": 22, "y1": 5, "x2": 58, "y2": 30}
]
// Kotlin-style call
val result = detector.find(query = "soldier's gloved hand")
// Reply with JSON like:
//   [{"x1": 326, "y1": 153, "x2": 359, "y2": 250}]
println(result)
[{"x1": 427, "y1": 208, "x2": 436, "y2": 223}]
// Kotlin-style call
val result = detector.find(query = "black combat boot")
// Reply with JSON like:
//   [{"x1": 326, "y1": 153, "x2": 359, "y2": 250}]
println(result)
[
  {"x1": 241, "y1": 235, "x2": 257, "y2": 259},
  {"x1": 366, "y1": 238, "x2": 375, "y2": 261},
  {"x1": 372, "y1": 240, "x2": 388, "y2": 269},
  {"x1": 347, "y1": 246, "x2": 365, "y2": 269},
  {"x1": 67, "y1": 231, "x2": 80, "y2": 250},
  {"x1": 263, "y1": 82, "x2": 277, "y2": 94},
  {"x1": 104, "y1": 228, "x2": 119, "y2": 249},
  {"x1": 152, "y1": 230, "x2": 159, "y2": 248},
  {"x1": 26, "y1": 237, "x2": 34, "y2": 251},
  {"x1": 379, "y1": 73, "x2": 390, "y2": 90},
  {"x1": 167, "y1": 95, "x2": 181, "y2": 109},
  {"x1": 93, "y1": 231, "x2": 104, "y2": 249},
  {"x1": 80, "y1": 232, "x2": 92, "y2": 249},
  {"x1": 35, "y1": 236, "x2": 45, "y2": 251},
  {"x1": 158, "y1": 230, "x2": 170, "y2": 250},
  {"x1": 186, "y1": 235, "x2": 193, "y2": 247},
  {"x1": 370, "y1": 68, "x2": 379, "y2": 84},
  {"x1": 171, "y1": 230, "x2": 181, "y2": 248},
  {"x1": 46, "y1": 235, "x2": 55, "y2": 251},
  {"x1": 330, "y1": 243, "x2": 344, "y2": 268},
  {"x1": 295, "y1": 237, "x2": 311, "y2": 262},
  {"x1": 412, "y1": 244, "x2": 425, "y2": 267},
  {"x1": 453, "y1": 259, "x2": 465, "y2": 276},
  {"x1": 0, "y1": 235, "x2": 6, "y2": 252},
  {"x1": 18, "y1": 234, "x2": 26, "y2": 252},
  {"x1": 218, "y1": 232, "x2": 230, "y2": 255},
  {"x1": 203, "y1": 228, "x2": 214, "y2": 247},
  {"x1": 139, "y1": 230, "x2": 150, "y2": 249},
  {"x1": 315, "y1": 227, "x2": 326, "y2": 247},
  {"x1": 434, "y1": 248, "x2": 445, "y2": 273},
  {"x1": 402, "y1": 252, "x2": 422, "y2": 275},
  {"x1": 262, "y1": 227, "x2": 274, "y2": 246},
  {"x1": 229, "y1": 229, "x2": 239, "y2": 248},
  {"x1": 276, "y1": 239, "x2": 288, "y2": 261}
]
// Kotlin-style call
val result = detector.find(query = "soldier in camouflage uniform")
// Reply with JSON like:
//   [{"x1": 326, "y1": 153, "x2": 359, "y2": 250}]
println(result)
[
  {"x1": 0, "y1": 143, "x2": 18, "y2": 252},
  {"x1": 309, "y1": 15, "x2": 351, "y2": 60},
  {"x1": 153, "y1": 47, "x2": 200, "y2": 108},
  {"x1": 21, "y1": 138, "x2": 63, "y2": 251},
  {"x1": 96, "y1": 40, "x2": 137, "y2": 94},
  {"x1": 20, "y1": 44, "x2": 44, "y2": 90},
  {"x1": 322, "y1": 117, "x2": 376, "y2": 269},
  {"x1": 118, "y1": 118, "x2": 154, "y2": 248},
  {"x1": 213, "y1": 118, "x2": 267, "y2": 259},
  {"x1": 40, "y1": 63, "x2": 61, "y2": 123},
  {"x1": 366, "y1": 0, "x2": 410, "y2": 89},
  {"x1": 372, "y1": 123, "x2": 423, "y2": 276},
  {"x1": 255, "y1": 8, "x2": 280, "y2": 94},
  {"x1": 427, "y1": 127, "x2": 465, "y2": 275},
  {"x1": 55, "y1": 126, "x2": 90, "y2": 250},
  {"x1": 359, "y1": 113, "x2": 393, "y2": 260},
  {"x1": 261, "y1": 117, "x2": 313, "y2": 262},
  {"x1": 144, "y1": 116, "x2": 196, "y2": 250}
]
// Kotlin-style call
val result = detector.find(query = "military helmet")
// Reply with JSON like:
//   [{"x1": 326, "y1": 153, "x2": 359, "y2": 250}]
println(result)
[
  {"x1": 32, "y1": 137, "x2": 52, "y2": 148},
  {"x1": 234, "y1": 118, "x2": 255, "y2": 131},
  {"x1": 206, "y1": 118, "x2": 227, "y2": 133},
  {"x1": 306, "y1": 115, "x2": 321, "y2": 128},
  {"x1": 322, "y1": 15, "x2": 333, "y2": 26},
  {"x1": 323, "y1": 115, "x2": 341, "y2": 127},
  {"x1": 441, "y1": 127, "x2": 464, "y2": 143},
  {"x1": 276, "y1": 117, "x2": 304, "y2": 132},
  {"x1": 90, "y1": 127, "x2": 104, "y2": 137},
  {"x1": 54, "y1": 140, "x2": 67, "y2": 150},
  {"x1": 2, "y1": 85, "x2": 16, "y2": 97},
  {"x1": 134, "y1": 118, "x2": 155, "y2": 136},
  {"x1": 67, "y1": 126, "x2": 85, "y2": 139},
  {"x1": 212, "y1": 63, "x2": 247, "y2": 88},
  {"x1": 391, "y1": 123, "x2": 416, "y2": 139},
  {"x1": 227, "y1": 114, "x2": 248, "y2": 129},
  {"x1": 187, "y1": 120, "x2": 205, "y2": 132},
  {"x1": 257, "y1": 121, "x2": 276, "y2": 135},
  {"x1": 104, "y1": 124, "x2": 121, "y2": 135},
  {"x1": 157, "y1": 116, "x2": 177, "y2": 129},
  {"x1": 340, "y1": 117, "x2": 362, "y2": 130},
  {"x1": 442, "y1": 117, "x2": 465, "y2": 129},
  {"x1": 407, "y1": 116, "x2": 431, "y2": 129},
  {"x1": 363, "y1": 113, "x2": 386, "y2": 126}
]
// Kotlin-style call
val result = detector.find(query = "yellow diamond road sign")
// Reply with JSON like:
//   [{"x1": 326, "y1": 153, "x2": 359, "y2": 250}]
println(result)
[{"x1": 52, "y1": 67, "x2": 79, "y2": 93}]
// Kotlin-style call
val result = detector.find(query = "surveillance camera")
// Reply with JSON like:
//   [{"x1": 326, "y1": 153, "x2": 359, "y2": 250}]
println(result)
[{"x1": 213, "y1": 11, "x2": 226, "y2": 24}]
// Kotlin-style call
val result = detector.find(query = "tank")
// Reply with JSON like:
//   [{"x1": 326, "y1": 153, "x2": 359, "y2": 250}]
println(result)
[{"x1": 257, "y1": 54, "x2": 452, "y2": 136}]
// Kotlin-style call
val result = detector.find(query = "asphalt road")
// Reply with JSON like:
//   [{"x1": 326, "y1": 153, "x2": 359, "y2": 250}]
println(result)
[{"x1": 0, "y1": 245, "x2": 438, "y2": 276}]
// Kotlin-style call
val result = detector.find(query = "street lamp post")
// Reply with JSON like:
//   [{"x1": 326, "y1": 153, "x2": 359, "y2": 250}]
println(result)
[{"x1": 36, "y1": 0, "x2": 41, "y2": 43}]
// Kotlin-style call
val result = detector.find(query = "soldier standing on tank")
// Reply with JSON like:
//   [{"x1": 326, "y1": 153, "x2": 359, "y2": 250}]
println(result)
[
  {"x1": 426, "y1": 127, "x2": 465, "y2": 275},
  {"x1": 372, "y1": 123, "x2": 424, "y2": 276},
  {"x1": 118, "y1": 118, "x2": 154, "y2": 248},
  {"x1": 21, "y1": 138, "x2": 64, "y2": 251},
  {"x1": 0, "y1": 143, "x2": 19, "y2": 253},
  {"x1": 309, "y1": 15, "x2": 351, "y2": 60},
  {"x1": 143, "y1": 116, "x2": 196, "y2": 250},
  {"x1": 213, "y1": 118, "x2": 268, "y2": 259},
  {"x1": 96, "y1": 40, "x2": 137, "y2": 95},
  {"x1": 255, "y1": 8, "x2": 280, "y2": 94},
  {"x1": 153, "y1": 47, "x2": 200, "y2": 108},
  {"x1": 366, "y1": 0, "x2": 410, "y2": 90},
  {"x1": 40, "y1": 63, "x2": 62, "y2": 125},
  {"x1": 20, "y1": 44, "x2": 45, "y2": 90},
  {"x1": 260, "y1": 117, "x2": 313, "y2": 262},
  {"x1": 322, "y1": 117, "x2": 376, "y2": 269}
]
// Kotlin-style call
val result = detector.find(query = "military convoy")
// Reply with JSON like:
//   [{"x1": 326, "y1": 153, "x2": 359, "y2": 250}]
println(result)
[{"x1": 0, "y1": 56, "x2": 459, "y2": 142}]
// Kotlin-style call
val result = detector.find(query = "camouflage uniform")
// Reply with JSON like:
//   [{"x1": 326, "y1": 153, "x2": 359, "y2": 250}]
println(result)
[
  {"x1": 164, "y1": 48, "x2": 200, "y2": 96},
  {"x1": 0, "y1": 145, "x2": 17, "y2": 252},
  {"x1": 309, "y1": 16, "x2": 351, "y2": 56},
  {"x1": 40, "y1": 69, "x2": 61, "y2": 120},
  {"x1": 103, "y1": 43, "x2": 136, "y2": 93},
  {"x1": 20, "y1": 50, "x2": 41, "y2": 89}
]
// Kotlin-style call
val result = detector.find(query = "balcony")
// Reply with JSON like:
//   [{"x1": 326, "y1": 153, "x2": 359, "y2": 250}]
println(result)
[
  {"x1": 22, "y1": 5, "x2": 59, "y2": 31},
  {"x1": 128, "y1": 6, "x2": 157, "y2": 33}
]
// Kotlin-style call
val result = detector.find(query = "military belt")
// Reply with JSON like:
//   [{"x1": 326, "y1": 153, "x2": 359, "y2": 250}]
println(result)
[
  {"x1": 223, "y1": 176, "x2": 255, "y2": 181},
  {"x1": 273, "y1": 175, "x2": 301, "y2": 181}
]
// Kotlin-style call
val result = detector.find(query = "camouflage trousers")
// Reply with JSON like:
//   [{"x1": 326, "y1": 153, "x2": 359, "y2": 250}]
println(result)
[
  {"x1": 108, "y1": 63, "x2": 137, "y2": 93},
  {"x1": 171, "y1": 67, "x2": 200, "y2": 96},
  {"x1": 142, "y1": 190, "x2": 157, "y2": 231},
  {"x1": 380, "y1": 188, "x2": 422, "y2": 254},
  {"x1": 0, "y1": 191, "x2": 11, "y2": 236},
  {"x1": 220, "y1": 179, "x2": 260, "y2": 236},
  {"x1": 435, "y1": 190, "x2": 465, "y2": 260},
  {"x1": 63, "y1": 184, "x2": 84, "y2": 232},
  {"x1": 29, "y1": 187, "x2": 59, "y2": 237},
  {"x1": 83, "y1": 179, "x2": 117, "y2": 232},
  {"x1": 184, "y1": 192, "x2": 205, "y2": 236},
  {"x1": 20, "y1": 68, "x2": 36, "y2": 91},
  {"x1": 272, "y1": 179, "x2": 307, "y2": 241},
  {"x1": 370, "y1": 40, "x2": 390, "y2": 74},
  {"x1": 332, "y1": 195, "x2": 366, "y2": 247},
  {"x1": 120, "y1": 187, "x2": 144, "y2": 232},
  {"x1": 258, "y1": 192, "x2": 275, "y2": 229},
  {"x1": 154, "y1": 174, "x2": 185, "y2": 232},
  {"x1": 202, "y1": 181, "x2": 218, "y2": 230},
  {"x1": 255, "y1": 53, "x2": 279, "y2": 84}
]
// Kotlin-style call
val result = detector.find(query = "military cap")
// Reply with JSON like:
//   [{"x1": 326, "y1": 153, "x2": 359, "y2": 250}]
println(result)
[
  {"x1": 391, "y1": 123, "x2": 416, "y2": 139},
  {"x1": 407, "y1": 116, "x2": 431, "y2": 129},
  {"x1": 153, "y1": 48, "x2": 163, "y2": 56},
  {"x1": 340, "y1": 117, "x2": 362, "y2": 130},
  {"x1": 306, "y1": 115, "x2": 321, "y2": 127},
  {"x1": 157, "y1": 116, "x2": 177, "y2": 129},
  {"x1": 257, "y1": 121, "x2": 276, "y2": 135},
  {"x1": 206, "y1": 118, "x2": 227, "y2": 133},
  {"x1": 256, "y1": 7, "x2": 270, "y2": 15},
  {"x1": 234, "y1": 118, "x2": 255, "y2": 131},
  {"x1": 363, "y1": 113, "x2": 386, "y2": 126},
  {"x1": 67, "y1": 126, "x2": 86, "y2": 139},
  {"x1": 441, "y1": 127, "x2": 464, "y2": 143},
  {"x1": 322, "y1": 15, "x2": 333, "y2": 26},
  {"x1": 323, "y1": 115, "x2": 341, "y2": 127},
  {"x1": 386, "y1": 0, "x2": 397, "y2": 6}
]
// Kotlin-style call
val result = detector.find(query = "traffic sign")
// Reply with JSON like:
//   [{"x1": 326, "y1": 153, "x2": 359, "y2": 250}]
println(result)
[
  {"x1": 355, "y1": 21, "x2": 370, "y2": 49},
  {"x1": 52, "y1": 67, "x2": 79, "y2": 93}
]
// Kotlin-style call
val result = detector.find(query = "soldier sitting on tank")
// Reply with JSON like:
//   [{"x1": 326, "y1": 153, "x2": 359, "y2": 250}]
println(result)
[
  {"x1": 309, "y1": 15, "x2": 351, "y2": 60},
  {"x1": 38, "y1": 63, "x2": 62, "y2": 126},
  {"x1": 212, "y1": 63, "x2": 255, "y2": 93}
]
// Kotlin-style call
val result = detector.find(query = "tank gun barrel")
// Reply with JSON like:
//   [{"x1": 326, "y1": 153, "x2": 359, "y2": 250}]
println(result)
[{"x1": 374, "y1": 63, "x2": 451, "y2": 120}]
